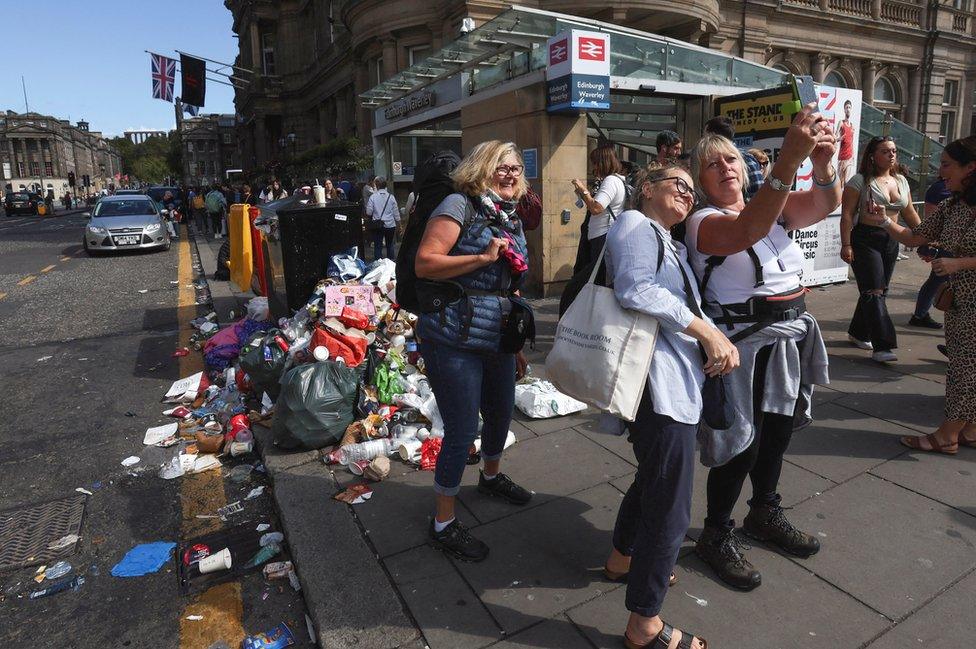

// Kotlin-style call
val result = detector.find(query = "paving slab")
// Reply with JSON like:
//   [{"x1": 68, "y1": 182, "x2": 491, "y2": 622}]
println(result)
[
  {"x1": 817, "y1": 355, "x2": 902, "y2": 395},
  {"x1": 491, "y1": 616, "x2": 593, "y2": 648},
  {"x1": 573, "y1": 420, "x2": 639, "y2": 468},
  {"x1": 834, "y1": 373, "x2": 945, "y2": 434},
  {"x1": 515, "y1": 410, "x2": 598, "y2": 437},
  {"x1": 869, "y1": 448, "x2": 976, "y2": 515},
  {"x1": 785, "y1": 401, "x2": 917, "y2": 483},
  {"x1": 866, "y1": 568, "x2": 976, "y2": 649},
  {"x1": 273, "y1": 461, "x2": 421, "y2": 649},
  {"x1": 454, "y1": 483, "x2": 625, "y2": 635},
  {"x1": 456, "y1": 428, "x2": 635, "y2": 525},
  {"x1": 385, "y1": 545, "x2": 502, "y2": 649},
  {"x1": 567, "y1": 543, "x2": 889, "y2": 649},
  {"x1": 786, "y1": 473, "x2": 976, "y2": 619},
  {"x1": 250, "y1": 421, "x2": 322, "y2": 474}
]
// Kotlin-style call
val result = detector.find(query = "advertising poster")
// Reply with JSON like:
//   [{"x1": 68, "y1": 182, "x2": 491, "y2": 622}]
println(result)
[{"x1": 715, "y1": 85, "x2": 862, "y2": 286}]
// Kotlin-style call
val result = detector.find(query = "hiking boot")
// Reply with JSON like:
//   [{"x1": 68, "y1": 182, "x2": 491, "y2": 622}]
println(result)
[
  {"x1": 477, "y1": 471, "x2": 533, "y2": 505},
  {"x1": 909, "y1": 314, "x2": 943, "y2": 329},
  {"x1": 743, "y1": 503, "x2": 821, "y2": 558},
  {"x1": 696, "y1": 523, "x2": 761, "y2": 591},
  {"x1": 429, "y1": 519, "x2": 489, "y2": 562}
]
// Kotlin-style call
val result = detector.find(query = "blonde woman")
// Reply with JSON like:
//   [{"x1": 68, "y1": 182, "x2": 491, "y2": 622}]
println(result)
[{"x1": 415, "y1": 140, "x2": 532, "y2": 561}]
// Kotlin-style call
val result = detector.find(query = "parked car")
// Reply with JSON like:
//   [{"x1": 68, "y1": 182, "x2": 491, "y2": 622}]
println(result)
[
  {"x1": 4, "y1": 191, "x2": 39, "y2": 216},
  {"x1": 114, "y1": 189, "x2": 145, "y2": 196},
  {"x1": 82, "y1": 195, "x2": 171, "y2": 255}
]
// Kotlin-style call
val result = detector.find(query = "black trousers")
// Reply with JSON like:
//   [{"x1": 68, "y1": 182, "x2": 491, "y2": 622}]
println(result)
[
  {"x1": 612, "y1": 390, "x2": 697, "y2": 617},
  {"x1": 848, "y1": 223, "x2": 899, "y2": 351},
  {"x1": 705, "y1": 345, "x2": 795, "y2": 528}
]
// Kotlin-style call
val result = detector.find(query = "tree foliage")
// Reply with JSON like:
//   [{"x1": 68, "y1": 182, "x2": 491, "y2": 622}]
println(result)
[
  {"x1": 281, "y1": 137, "x2": 373, "y2": 182},
  {"x1": 108, "y1": 133, "x2": 182, "y2": 183}
]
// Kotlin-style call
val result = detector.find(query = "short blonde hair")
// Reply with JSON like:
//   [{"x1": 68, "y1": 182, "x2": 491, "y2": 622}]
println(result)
[
  {"x1": 690, "y1": 134, "x2": 748, "y2": 199},
  {"x1": 632, "y1": 161, "x2": 690, "y2": 213},
  {"x1": 453, "y1": 140, "x2": 528, "y2": 200}
]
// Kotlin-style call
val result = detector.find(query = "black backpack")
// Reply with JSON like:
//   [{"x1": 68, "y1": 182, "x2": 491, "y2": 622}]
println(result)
[{"x1": 394, "y1": 151, "x2": 462, "y2": 313}]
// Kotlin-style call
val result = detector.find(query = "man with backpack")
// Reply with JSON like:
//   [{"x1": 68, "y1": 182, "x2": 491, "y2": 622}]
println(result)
[{"x1": 205, "y1": 184, "x2": 228, "y2": 239}]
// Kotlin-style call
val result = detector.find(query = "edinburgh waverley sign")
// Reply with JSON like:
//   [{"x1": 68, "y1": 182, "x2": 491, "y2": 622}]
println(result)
[
  {"x1": 546, "y1": 29, "x2": 611, "y2": 113},
  {"x1": 384, "y1": 91, "x2": 436, "y2": 121}
]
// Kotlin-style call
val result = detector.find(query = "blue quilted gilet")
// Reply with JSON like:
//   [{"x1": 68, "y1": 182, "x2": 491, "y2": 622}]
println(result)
[{"x1": 417, "y1": 193, "x2": 528, "y2": 353}]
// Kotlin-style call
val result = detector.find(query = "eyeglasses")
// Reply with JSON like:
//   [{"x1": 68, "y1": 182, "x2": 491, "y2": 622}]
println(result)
[
  {"x1": 647, "y1": 176, "x2": 692, "y2": 195},
  {"x1": 495, "y1": 165, "x2": 524, "y2": 177}
]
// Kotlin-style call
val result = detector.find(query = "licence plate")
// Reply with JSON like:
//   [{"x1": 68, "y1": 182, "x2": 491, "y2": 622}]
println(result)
[{"x1": 114, "y1": 235, "x2": 140, "y2": 246}]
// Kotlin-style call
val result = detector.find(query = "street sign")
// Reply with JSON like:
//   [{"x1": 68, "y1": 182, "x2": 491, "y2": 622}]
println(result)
[
  {"x1": 392, "y1": 161, "x2": 403, "y2": 175},
  {"x1": 522, "y1": 148, "x2": 538, "y2": 180},
  {"x1": 546, "y1": 30, "x2": 611, "y2": 114}
]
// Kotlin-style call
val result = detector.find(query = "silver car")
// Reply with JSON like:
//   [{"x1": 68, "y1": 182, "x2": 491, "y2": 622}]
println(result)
[{"x1": 83, "y1": 196, "x2": 171, "y2": 255}]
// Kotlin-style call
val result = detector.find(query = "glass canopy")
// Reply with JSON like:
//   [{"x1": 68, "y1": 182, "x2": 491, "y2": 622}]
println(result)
[{"x1": 359, "y1": 5, "x2": 789, "y2": 107}]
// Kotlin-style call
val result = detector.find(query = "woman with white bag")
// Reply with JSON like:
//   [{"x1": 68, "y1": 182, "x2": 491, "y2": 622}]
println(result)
[{"x1": 601, "y1": 161, "x2": 738, "y2": 649}]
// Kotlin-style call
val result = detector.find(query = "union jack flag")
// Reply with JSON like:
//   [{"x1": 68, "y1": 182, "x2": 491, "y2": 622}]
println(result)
[{"x1": 151, "y1": 53, "x2": 177, "y2": 102}]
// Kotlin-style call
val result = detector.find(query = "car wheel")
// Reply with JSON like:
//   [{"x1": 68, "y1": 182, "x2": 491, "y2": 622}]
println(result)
[{"x1": 83, "y1": 240, "x2": 99, "y2": 257}]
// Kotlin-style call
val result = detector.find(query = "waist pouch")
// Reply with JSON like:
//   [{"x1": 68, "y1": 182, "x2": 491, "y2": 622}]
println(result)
[
  {"x1": 500, "y1": 295, "x2": 536, "y2": 354},
  {"x1": 415, "y1": 280, "x2": 465, "y2": 313},
  {"x1": 714, "y1": 288, "x2": 808, "y2": 342}
]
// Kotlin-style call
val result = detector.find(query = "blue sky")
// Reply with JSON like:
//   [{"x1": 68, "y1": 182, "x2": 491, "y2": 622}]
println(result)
[{"x1": 0, "y1": 1, "x2": 238, "y2": 137}]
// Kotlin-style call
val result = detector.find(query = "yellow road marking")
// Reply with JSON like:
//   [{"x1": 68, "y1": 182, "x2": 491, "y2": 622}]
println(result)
[
  {"x1": 177, "y1": 224, "x2": 245, "y2": 649},
  {"x1": 40, "y1": 265, "x2": 56, "y2": 273},
  {"x1": 17, "y1": 276, "x2": 36, "y2": 286},
  {"x1": 60, "y1": 256, "x2": 71, "y2": 262},
  {"x1": 0, "y1": 292, "x2": 6, "y2": 301}
]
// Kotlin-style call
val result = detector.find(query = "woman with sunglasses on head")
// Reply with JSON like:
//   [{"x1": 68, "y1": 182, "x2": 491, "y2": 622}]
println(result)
[
  {"x1": 603, "y1": 161, "x2": 738, "y2": 649},
  {"x1": 859, "y1": 136, "x2": 976, "y2": 453},
  {"x1": 840, "y1": 136, "x2": 922, "y2": 362},
  {"x1": 685, "y1": 105, "x2": 839, "y2": 591},
  {"x1": 415, "y1": 140, "x2": 532, "y2": 562}
]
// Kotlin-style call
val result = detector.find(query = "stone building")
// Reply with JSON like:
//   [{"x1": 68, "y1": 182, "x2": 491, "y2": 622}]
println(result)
[
  {"x1": 181, "y1": 114, "x2": 241, "y2": 187},
  {"x1": 225, "y1": 0, "x2": 975, "y2": 173},
  {"x1": 124, "y1": 130, "x2": 167, "y2": 144},
  {"x1": 0, "y1": 111, "x2": 122, "y2": 196}
]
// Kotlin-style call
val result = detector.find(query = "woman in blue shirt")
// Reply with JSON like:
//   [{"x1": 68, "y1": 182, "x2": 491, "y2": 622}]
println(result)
[{"x1": 602, "y1": 161, "x2": 738, "y2": 649}]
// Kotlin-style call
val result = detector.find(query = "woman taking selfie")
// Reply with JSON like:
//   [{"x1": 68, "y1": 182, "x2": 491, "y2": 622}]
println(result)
[
  {"x1": 840, "y1": 136, "x2": 922, "y2": 362},
  {"x1": 859, "y1": 136, "x2": 976, "y2": 452},
  {"x1": 685, "y1": 105, "x2": 839, "y2": 591},
  {"x1": 603, "y1": 161, "x2": 739, "y2": 649}
]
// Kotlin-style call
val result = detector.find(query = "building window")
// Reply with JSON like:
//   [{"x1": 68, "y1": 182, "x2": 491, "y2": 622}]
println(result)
[
  {"x1": 261, "y1": 30, "x2": 277, "y2": 75},
  {"x1": 940, "y1": 111, "x2": 956, "y2": 143},
  {"x1": 44, "y1": 162, "x2": 53, "y2": 176},
  {"x1": 17, "y1": 162, "x2": 25, "y2": 177},
  {"x1": 29, "y1": 161, "x2": 40, "y2": 176},
  {"x1": 223, "y1": 133, "x2": 232, "y2": 144},
  {"x1": 941, "y1": 80, "x2": 959, "y2": 142},
  {"x1": 187, "y1": 142, "x2": 194, "y2": 153},
  {"x1": 373, "y1": 57, "x2": 384, "y2": 85},
  {"x1": 825, "y1": 70, "x2": 847, "y2": 88},
  {"x1": 943, "y1": 79, "x2": 959, "y2": 107},
  {"x1": 874, "y1": 76, "x2": 898, "y2": 104},
  {"x1": 408, "y1": 45, "x2": 431, "y2": 67},
  {"x1": 771, "y1": 63, "x2": 792, "y2": 74}
]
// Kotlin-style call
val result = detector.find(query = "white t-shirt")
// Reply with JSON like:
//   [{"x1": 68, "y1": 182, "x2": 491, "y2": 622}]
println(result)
[
  {"x1": 684, "y1": 207, "x2": 804, "y2": 306},
  {"x1": 587, "y1": 174, "x2": 627, "y2": 240}
]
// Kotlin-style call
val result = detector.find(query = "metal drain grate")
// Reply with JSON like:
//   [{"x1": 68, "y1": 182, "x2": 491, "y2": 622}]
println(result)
[{"x1": 0, "y1": 494, "x2": 86, "y2": 572}]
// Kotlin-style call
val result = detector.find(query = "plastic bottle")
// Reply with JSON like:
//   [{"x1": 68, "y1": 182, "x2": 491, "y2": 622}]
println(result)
[
  {"x1": 243, "y1": 542, "x2": 281, "y2": 568},
  {"x1": 340, "y1": 439, "x2": 393, "y2": 464}
]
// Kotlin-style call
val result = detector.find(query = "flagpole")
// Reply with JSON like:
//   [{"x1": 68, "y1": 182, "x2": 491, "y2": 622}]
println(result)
[{"x1": 174, "y1": 49, "x2": 255, "y2": 76}]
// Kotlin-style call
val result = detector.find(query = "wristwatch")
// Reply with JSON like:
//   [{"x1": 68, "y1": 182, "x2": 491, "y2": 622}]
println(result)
[{"x1": 767, "y1": 175, "x2": 792, "y2": 192}]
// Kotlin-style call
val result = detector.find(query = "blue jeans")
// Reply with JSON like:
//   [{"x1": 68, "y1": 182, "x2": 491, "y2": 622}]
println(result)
[
  {"x1": 914, "y1": 270, "x2": 948, "y2": 318},
  {"x1": 373, "y1": 227, "x2": 396, "y2": 259},
  {"x1": 420, "y1": 340, "x2": 516, "y2": 496}
]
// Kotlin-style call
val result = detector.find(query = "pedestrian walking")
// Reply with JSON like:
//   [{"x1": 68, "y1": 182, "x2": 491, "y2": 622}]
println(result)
[
  {"x1": 572, "y1": 145, "x2": 628, "y2": 272},
  {"x1": 192, "y1": 188, "x2": 208, "y2": 234},
  {"x1": 684, "y1": 106, "x2": 839, "y2": 591},
  {"x1": 414, "y1": 140, "x2": 532, "y2": 562},
  {"x1": 859, "y1": 136, "x2": 976, "y2": 453},
  {"x1": 161, "y1": 189, "x2": 178, "y2": 240},
  {"x1": 205, "y1": 184, "x2": 228, "y2": 239},
  {"x1": 241, "y1": 182, "x2": 257, "y2": 206},
  {"x1": 908, "y1": 177, "x2": 953, "y2": 330},
  {"x1": 365, "y1": 177, "x2": 400, "y2": 260},
  {"x1": 602, "y1": 161, "x2": 737, "y2": 649},
  {"x1": 840, "y1": 136, "x2": 922, "y2": 362}
]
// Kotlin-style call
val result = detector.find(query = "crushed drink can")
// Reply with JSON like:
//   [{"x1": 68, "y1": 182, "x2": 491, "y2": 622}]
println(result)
[
  {"x1": 230, "y1": 441, "x2": 254, "y2": 457},
  {"x1": 242, "y1": 622, "x2": 296, "y2": 649},
  {"x1": 262, "y1": 560, "x2": 293, "y2": 580}
]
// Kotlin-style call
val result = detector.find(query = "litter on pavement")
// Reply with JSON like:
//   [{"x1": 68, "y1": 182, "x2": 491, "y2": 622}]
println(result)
[{"x1": 110, "y1": 541, "x2": 176, "y2": 577}]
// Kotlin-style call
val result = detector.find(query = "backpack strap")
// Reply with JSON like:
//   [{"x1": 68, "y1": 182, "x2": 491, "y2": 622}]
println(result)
[{"x1": 650, "y1": 223, "x2": 665, "y2": 273}]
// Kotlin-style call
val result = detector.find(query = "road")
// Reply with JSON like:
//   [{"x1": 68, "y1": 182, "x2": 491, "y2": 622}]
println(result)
[{"x1": 0, "y1": 212, "x2": 311, "y2": 648}]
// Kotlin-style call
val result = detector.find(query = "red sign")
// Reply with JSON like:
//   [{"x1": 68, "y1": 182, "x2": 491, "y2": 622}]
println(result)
[
  {"x1": 578, "y1": 36, "x2": 606, "y2": 61},
  {"x1": 549, "y1": 38, "x2": 568, "y2": 65}
]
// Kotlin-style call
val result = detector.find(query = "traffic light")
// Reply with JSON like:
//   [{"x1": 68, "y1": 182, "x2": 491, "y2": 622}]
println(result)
[{"x1": 67, "y1": 171, "x2": 75, "y2": 187}]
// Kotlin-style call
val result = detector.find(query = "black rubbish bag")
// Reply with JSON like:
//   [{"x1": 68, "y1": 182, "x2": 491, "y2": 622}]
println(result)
[
  {"x1": 239, "y1": 330, "x2": 288, "y2": 401},
  {"x1": 272, "y1": 360, "x2": 360, "y2": 450}
]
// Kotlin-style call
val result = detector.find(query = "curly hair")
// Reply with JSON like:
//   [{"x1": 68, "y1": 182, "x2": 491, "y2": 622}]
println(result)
[{"x1": 452, "y1": 140, "x2": 528, "y2": 200}]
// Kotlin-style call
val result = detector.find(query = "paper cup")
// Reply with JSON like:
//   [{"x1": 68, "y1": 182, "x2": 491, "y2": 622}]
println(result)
[
  {"x1": 198, "y1": 547, "x2": 232, "y2": 574},
  {"x1": 348, "y1": 459, "x2": 371, "y2": 476},
  {"x1": 313, "y1": 346, "x2": 329, "y2": 361},
  {"x1": 398, "y1": 440, "x2": 422, "y2": 462}
]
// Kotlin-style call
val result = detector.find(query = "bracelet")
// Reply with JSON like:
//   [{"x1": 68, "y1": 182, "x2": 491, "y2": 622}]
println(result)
[
  {"x1": 813, "y1": 170, "x2": 838, "y2": 188},
  {"x1": 880, "y1": 216, "x2": 893, "y2": 228}
]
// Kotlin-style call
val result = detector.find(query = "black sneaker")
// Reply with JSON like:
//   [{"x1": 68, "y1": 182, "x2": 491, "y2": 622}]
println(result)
[
  {"x1": 909, "y1": 314, "x2": 943, "y2": 329},
  {"x1": 696, "y1": 523, "x2": 762, "y2": 591},
  {"x1": 477, "y1": 471, "x2": 533, "y2": 505},
  {"x1": 429, "y1": 519, "x2": 489, "y2": 562},
  {"x1": 938, "y1": 344, "x2": 949, "y2": 358},
  {"x1": 743, "y1": 503, "x2": 821, "y2": 558}
]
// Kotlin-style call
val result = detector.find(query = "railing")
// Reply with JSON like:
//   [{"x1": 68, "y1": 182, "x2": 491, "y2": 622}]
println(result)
[
  {"x1": 951, "y1": 12, "x2": 969, "y2": 32},
  {"x1": 830, "y1": 0, "x2": 873, "y2": 17},
  {"x1": 880, "y1": 1, "x2": 922, "y2": 25},
  {"x1": 784, "y1": 0, "x2": 927, "y2": 27}
]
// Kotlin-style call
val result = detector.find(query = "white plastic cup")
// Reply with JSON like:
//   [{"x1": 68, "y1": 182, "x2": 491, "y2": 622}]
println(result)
[
  {"x1": 415, "y1": 427, "x2": 431, "y2": 441},
  {"x1": 313, "y1": 184, "x2": 326, "y2": 204},
  {"x1": 313, "y1": 346, "x2": 329, "y2": 362},
  {"x1": 198, "y1": 548, "x2": 232, "y2": 574},
  {"x1": 398, "y1": 439, "x2": 422, "y2": 462}
]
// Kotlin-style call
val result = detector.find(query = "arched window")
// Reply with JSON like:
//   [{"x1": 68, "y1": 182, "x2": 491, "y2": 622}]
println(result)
[
  {"x1": 874, "y1": 76, "x2": 898, "y2": 104},
  {"x1": 772, "y1": 63, "x2": 792, "y2": 73},
  {"x1": 825, "y1": 70, "x2": 847, "y2": 88}
]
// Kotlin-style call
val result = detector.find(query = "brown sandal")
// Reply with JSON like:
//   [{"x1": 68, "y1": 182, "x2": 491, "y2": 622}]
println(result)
[
  {"x1": 900, "y1": 433, "x2": 958, "y2": 455},
  {"x1": 958, "y1": 434, "x2": 976, "y2": 448},
  {"x1": 603, "y1": 565, "x2": 677, "y2": 587},
  {"x1": 624, "y1": 622, "x2": 707, "y2": 649}
]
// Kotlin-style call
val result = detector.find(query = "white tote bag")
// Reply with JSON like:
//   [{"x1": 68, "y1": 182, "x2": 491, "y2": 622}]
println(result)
[{"x1": 545, "y1": 246, "x2": 659, "y2": 422}]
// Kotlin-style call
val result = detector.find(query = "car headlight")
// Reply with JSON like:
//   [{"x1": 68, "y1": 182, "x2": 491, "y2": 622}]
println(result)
[
  {"x1": 145, "y1": 223, "x2": 162, "y2": 233},
  {"x1": 87, "y1": 225, "x2": 108, "y2": 235}
]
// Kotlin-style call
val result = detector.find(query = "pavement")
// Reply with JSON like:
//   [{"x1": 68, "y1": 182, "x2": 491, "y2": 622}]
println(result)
[
  {"x1": 193, "y1": 227, "x2": 974, "y2": 649},
  {"x1": 0, "y1": 218, "x2": 311, "y2": 649}
]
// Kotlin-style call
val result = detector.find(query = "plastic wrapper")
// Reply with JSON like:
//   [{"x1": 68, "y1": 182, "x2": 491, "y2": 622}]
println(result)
[
  {"x1": 246, "y1": 296, "x2": 271, "y2": 321},
  {"x1": 326, "y1": 247, "x2": 366, "y2": 281},
  {"x1": 514, "y1": 379, "x2": 588, "y2": 419},
  {"x1": 242, "y1": 622, "x2": 296, "y2": 649},
  {"x1": 272, "y1": 360, "x2": 361, "y2": 450}
]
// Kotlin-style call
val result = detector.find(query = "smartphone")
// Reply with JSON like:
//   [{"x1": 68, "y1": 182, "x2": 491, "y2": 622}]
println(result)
[{"x1": 790, "y1": 75, "x2": 818, "y2": 112}]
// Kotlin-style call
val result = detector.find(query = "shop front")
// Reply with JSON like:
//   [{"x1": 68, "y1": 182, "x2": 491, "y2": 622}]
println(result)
[{"x1": 361, "y1": 5, "x2": 821, "y2": 295}]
